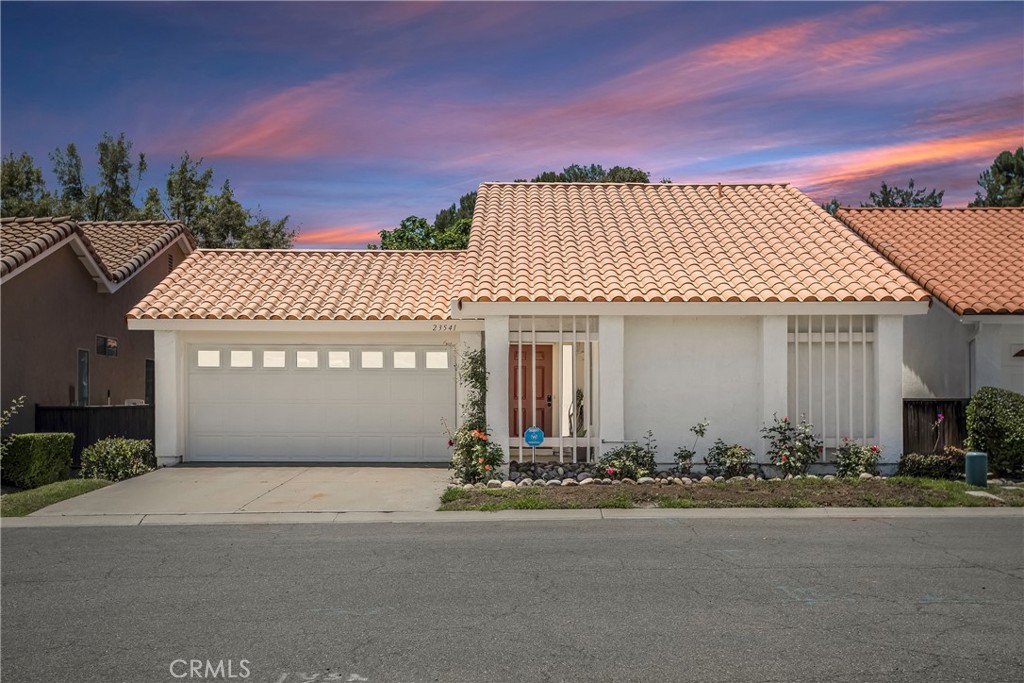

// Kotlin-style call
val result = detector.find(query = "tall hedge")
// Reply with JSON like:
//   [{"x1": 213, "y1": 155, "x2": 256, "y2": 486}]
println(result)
[
  {"x1": 0, "y1": 433, "x2": 74, "y2": 489},
  {"x1": 966, "y1": 387, "x2": 1024, "y2": 475}
]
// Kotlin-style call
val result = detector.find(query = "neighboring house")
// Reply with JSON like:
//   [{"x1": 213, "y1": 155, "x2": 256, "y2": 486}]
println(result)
[
  {"x1": 1, "y1": 217, "x2": 195, "y2": 433},
  {"x1": 837, "y1": 207, "x2": 1024, "y2": 399},
  {"x1": 128, "y1": 183, "x2": 929, "y2": 468}
]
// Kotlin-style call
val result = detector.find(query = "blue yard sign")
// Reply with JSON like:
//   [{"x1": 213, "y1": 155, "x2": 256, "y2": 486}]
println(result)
[{"x1": 524, "y1": 426, "x2": 545, "y2": 447}]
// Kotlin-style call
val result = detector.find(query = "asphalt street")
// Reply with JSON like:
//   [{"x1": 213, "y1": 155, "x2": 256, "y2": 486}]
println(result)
[{"x1": 2, "y1": 515, "x2": 1022, "y2": 683}]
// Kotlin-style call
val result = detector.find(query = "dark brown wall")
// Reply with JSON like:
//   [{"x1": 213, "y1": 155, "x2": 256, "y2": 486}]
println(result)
[{"x1": 1, "y1": 241, "x2": 190, "y2": 433}]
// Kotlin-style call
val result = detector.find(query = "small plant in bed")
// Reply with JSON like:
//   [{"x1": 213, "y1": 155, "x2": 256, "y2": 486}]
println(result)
[
  {"x1": 673, "y1": 419, "x2": 709, "y2": 476},
  {"x1": 835, "y1": 438, "x2": 882, "y2": 477},
  {"x1": 761, "y1": 414, "x2": 822, "y2": 477},
  {"x1": 597, "y1": 430, "x2": 658, "y2": 480},
  {"x1": 703, "y1": 439, "x2": 754, "y2": 478}
]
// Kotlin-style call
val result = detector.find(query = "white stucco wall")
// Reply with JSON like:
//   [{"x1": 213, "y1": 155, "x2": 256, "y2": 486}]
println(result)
[
  {"x1": 974, "y1": 321, "x2": 1024, "y2": 395},
  {"x1": 623, "y1": 316, "x2": 763, "y2": 464},
  {"x1": 903, "y1": 301, "x2": 971, "y2": 399}
]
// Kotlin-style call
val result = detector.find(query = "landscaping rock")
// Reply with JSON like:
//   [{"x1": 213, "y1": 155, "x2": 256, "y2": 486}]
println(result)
[
  {"x1": 747, "y1": 474, "x2": 755, "y2": 480},
  {"x1": 823, "y1": 475, "x2": 836, "y2": 481},
  {"x1": 561, "y1": 478, "x2": 578, "y2": 487},
  {"x1": 557, "y1": 467, "x2": 565, "y2": 476},
  {"x1": 989, "y1": 478, "x2": 1005, "y2": 486},
  {"x1": 700, "y1": 476, "x2": 714, "y2": 484},
  {"x1": 475, "y1": 483, "x2": 486, "y2": 489},
  {"x1": 728, "y1": 476, "x2": 746, "y2": 483},
  {"x1": 508, "y1": 472, "x2": 521, "y2": 482},
  {"x1": 681, "y1": 477, "x2": 693, "y2": 485},
  {"x1": 637, "y1": 477, "x2": 655, "y2": 485},
  {"x1": 545, "y1": 479, "x2": 561, "y2": 487},
  {"x1": 859, "y1": 473, "x2": 874, "y2": 480},
  {"x1": 462, "y1": 483, "x2": 474, "y2": 490},
  {"x1": 577, "y1": 472, "x2": 592, "y2": 482},
  {"x1": 611, "y1": 480, "x2": 622, "y2": 485},
  {"x1": 487, "y1": 479, "x2": 502, "y2": 488},
  {"x1": 672, "y1": 478, "x2": 683, "y2": 485},
  {"x1": 602, "y1": 478, "x2": 612, "y2": 485},
  {"x1": 621, "y1": 478, "x2": 637, "y2": 485},
  {"x1": 806, "y1": 474, "x2": 819, "y2": 480},
  {"x1": 501, "y1": 480, "x2": 516, "y2": 489},
  {"x1": 579, "y1": 478, "x2": 595, "y2": 486},
  {"x1": 518, "y1": 478, "x2": 534, "y2": 487},
  {"x1": 714, "y1": 476, "x2": 726, "y2": 483}
]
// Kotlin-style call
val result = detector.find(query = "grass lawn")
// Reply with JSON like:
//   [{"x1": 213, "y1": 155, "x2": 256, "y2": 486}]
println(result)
[
  {"x1": 0, "y1": 479, "x2": 112, "y2": 517},
  {"x1": 439, "y1": 477, "x2": 1024, "y2": 511}
]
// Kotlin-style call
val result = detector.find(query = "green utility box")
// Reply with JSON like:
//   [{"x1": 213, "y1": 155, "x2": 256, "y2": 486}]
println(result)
[{"x1": 965, "y1": 451, "x2": 988, "y2": 487}]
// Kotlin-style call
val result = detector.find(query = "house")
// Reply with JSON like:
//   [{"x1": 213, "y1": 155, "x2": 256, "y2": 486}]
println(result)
[
  {"x1": 1, "y1": 216, "x2": 195, "y2": 433},
  {"x1": 127, "y1": 183, "x2": 930, "y2": 468},
  {"x1": 836, "y1": 207, "x2": 1024, "y2": 400}
]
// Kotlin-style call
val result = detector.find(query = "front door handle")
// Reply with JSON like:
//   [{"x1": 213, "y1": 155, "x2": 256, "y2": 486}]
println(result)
[{"x1": 546, "y1": 395, "x2": 552, "y2": 407}]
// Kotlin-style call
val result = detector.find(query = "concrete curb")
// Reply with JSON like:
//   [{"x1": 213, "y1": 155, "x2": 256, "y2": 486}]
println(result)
[{"x1": 2, "y1": 506, "x2": 1021, "y2": 528}]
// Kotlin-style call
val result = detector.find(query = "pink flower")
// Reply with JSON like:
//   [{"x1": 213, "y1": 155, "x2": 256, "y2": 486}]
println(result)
[
  {"x1": 783, "y1": 416, "x2": 789, "y2": 422},
  {"x1": 607, "y1": 468, "x2": 616, "y2": 476},
  {"x1": 937, "y1": 412, "x2": 945, "y2": 422},
  {"x1": 870, "y1": 445, "x2": 880, "y2": 453}
]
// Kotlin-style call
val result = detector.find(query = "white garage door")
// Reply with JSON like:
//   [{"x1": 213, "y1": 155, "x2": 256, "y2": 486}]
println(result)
[{"x1": 187, "y1": 345, "x2": 456, "y2": 462}]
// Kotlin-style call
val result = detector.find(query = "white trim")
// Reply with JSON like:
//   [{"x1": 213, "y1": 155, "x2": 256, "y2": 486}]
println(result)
[
  {"x1": 129, "y1": 318, "x2": 486, "y2": 332},
  {"x1": 597, "y1": 316, "x2": 624, "y2": 456},
  {"x1": 761, "y1": 317, "x2": 787, "y2": 460},
  {"x1": 484, "y1": 316, "x2": 510, "y2": 454},
  {"x1": 960, "y1": 314, "x2": 1024, "y2": 325},
  {"x1": 455, "y1": 301, "x2": 929, "y2": 318}
]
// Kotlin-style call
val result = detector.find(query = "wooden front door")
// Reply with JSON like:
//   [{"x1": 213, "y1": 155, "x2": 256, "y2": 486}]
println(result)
[{"x1": 509, "y1": 345, "x2": 553, "y2": 437}]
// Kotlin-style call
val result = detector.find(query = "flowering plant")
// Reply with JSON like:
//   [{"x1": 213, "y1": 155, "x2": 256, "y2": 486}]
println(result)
[
  {"x1": 835, "y1": 438, "x2": 882, "y2": 477},
  {"x1": 761, "y1": 414, "x2": 822, "y2": 476},
  {"x1": 703, "y1": 439, "x2": 754, "y2": 478},
  {"x1": 931, "y1": 411, "x2": 945, "y2": 453},
  {"x1": 444, "y1": 420, "x2": 504, "y2": 483}
]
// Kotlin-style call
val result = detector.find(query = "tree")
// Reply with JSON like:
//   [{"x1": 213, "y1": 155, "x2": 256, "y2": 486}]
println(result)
[
  {"x1": 140, "y1": 187, "x2": 165, "y2": 220},
  {"x1": 820, "y1": 197, "x2": 840, "y2": 216},
  {"x1": 165, "y1": 152, "x2": 214, "y2": 227},
  {"x1": 0, "y1": 152, "x2": 54, "y2": 216},
  {"x1": 374, "y1": 163, "x2": 653, "y2": 249},
  {"x1": 92, "y1": 132, "x2": 147, "y2": 220},
  {"x1": 861, "y1": 179, "x2": 943, "y2": 208},
  {"x1": 969, "y1": 148, "x2": 1024, "y2": 207},
  {"x1": 49, "y1": 143, "x2": 86, "y2": 217}
]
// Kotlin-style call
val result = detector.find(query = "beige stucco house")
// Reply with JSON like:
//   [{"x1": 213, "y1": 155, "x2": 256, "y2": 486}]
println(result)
[
  {"x1": 128, "y1": 183, "x2": 931, "y2": 469},
  {"x1": 0, "y1": 217, "x2": 195, "y2": 433}
]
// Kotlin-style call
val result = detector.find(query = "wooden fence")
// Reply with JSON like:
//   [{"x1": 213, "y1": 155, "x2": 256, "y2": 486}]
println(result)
[
  {"x1": 903, "y1": 399, "x2": 969, "y2": 455},
  {"x1": 35, "y1": 404, "x2": 154, "y2": 467}
]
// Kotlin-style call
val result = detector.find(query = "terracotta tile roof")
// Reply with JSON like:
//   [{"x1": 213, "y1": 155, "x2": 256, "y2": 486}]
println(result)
[
  {"x1": 79, "y1": 221, "x2": 196, "y2": 282},
  {"x1": 836, "y1": 207, "x2": 1024, "y2": 315},
  {"x1": 0, "y1": 216, "x2": 80, "y2": 277},
  {"x1": 128, "y1": 249, "x2": 464, "y2": 320},
  {"x1": 459, "y1": 183, "x2": 929, "y2": 303},
  {"x1": 0, "y1": 216, "x2": 194, "y2": 283}
]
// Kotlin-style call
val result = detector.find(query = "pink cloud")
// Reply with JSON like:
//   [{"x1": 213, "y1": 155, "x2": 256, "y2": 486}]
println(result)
[{"x1": 294, "y1": 224, "x2": 383, "y2": 247}]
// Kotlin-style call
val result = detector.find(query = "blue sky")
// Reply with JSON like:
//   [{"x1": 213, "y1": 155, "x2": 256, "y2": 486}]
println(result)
[{"x1": 2, "y1": 1, "x2": 1021, "y2": 247}]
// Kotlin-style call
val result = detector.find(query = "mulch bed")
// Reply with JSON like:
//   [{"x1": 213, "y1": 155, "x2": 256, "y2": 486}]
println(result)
[{"x1": 440, "y1": 478, "x2": 1024, "y2": 510}]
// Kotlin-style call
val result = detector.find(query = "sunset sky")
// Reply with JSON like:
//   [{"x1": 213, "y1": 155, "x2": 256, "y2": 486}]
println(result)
[{"x1": 2, "y1": 1, "x2": 1021, "y2": 248}]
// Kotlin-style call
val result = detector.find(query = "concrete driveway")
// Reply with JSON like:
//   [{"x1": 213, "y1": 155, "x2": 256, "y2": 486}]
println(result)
[{"x1": 30, "y1": 466, "x2": 450, "y2": 516}]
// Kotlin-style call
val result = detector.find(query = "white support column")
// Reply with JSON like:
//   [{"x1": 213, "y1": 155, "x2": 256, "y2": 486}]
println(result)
[
  {"x1": 456, "y1": 331, "x2": 483, "y2": 428},
  {"x1": 761, "y1": 316, "x2": 788, "y2": 461},
  {"x1": 598, "y1": 315, "x2": 624, "y2": 456},
  {"x1": 484, "y1": 316, "x2": 510, "y2": 456},
  {"x1": 153, "y1": 330, "x2": 183, "y2": 467},
  {"x1": 875, "y1": 315, "x2": 904, "y2": 465}
]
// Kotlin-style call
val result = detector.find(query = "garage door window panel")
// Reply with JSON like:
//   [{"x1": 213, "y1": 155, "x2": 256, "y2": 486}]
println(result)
[
  {"x1": 425, "y1": 351, "x2": 449, "y2": 369},
  {"x1": 361, "y1": 351, "x2": 384, "y2": 369},
  {"x1": 393, "y1": 351, "x2": 417, "y2": 369},
  {"x1": 230, "y1": 350, "x2": 254, "y2": 368},
  {"x1": 197, "y1": 350, "x2": 221, "y2": 368},
  {"x1": 262, "y1": 350, "x2": 287, "y2": 368},
  {"x1": 296, "y1": 351, "x2": 319, "y2": 368},
  {"x1": 328, "y1": 351, "x2": 352, "y2": 368}
]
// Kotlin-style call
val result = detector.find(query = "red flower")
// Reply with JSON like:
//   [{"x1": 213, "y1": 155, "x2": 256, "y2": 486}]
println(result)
[
  {"x1": 870, "y1": 445, "x2": 880, "y2": 453},
  {"x1": 780, "y1": 455, "x2": 788, "y2": 462},
  {"x1": 607, "y1": 467, "x2": 616, "y2": 476},
  {"x1": 447, "y1": 439, "x2": 454, "y2": 448},
  {"x1": 783, "y1": 416, "x2": 789, "y2": 422},
  {"x1": 484, "y1": 464, "x2": 491, "y2": 471}
]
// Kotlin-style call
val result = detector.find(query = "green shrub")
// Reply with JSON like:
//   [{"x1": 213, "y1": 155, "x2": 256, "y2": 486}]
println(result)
[
  {"x1": 761, "y1": 414, "x2": 822, "y2": 476},
  {"x1": 835, "y1": 438, "x2": 882, "y2": 477},
  {"x1": 598, "y1": 431, "x2": 658, "y2": 480},
  {"x1": 704, "y1": 439, "x2": 754, "y2": 478},
  {"x1": 897, "y1": 447, "x2": 965, "y2": 480},
  {"x1": 80, "y1": 438, "x2": 155, "y2": 482},
  {"x1": 1, "y1": 433, "x2": 74, "y2": 489},
  {"x1": 966, "y1": 387, "x2": 1024, "y2": 475}
]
